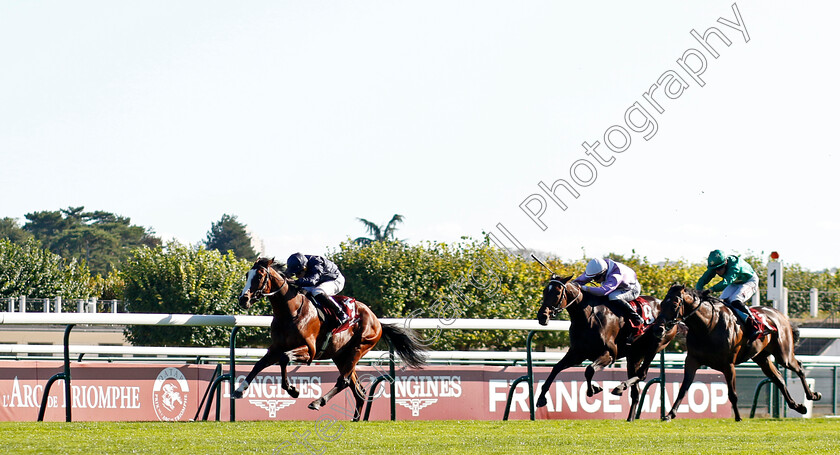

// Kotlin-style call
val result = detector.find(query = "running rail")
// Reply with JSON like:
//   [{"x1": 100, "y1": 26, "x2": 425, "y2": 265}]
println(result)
[{"x1": 3, "y1": 313, "x2": 838, "y2": 421}]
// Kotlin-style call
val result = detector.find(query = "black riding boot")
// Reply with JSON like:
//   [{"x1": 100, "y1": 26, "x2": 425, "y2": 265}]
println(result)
[
  {"x1": 615, "y1": 299, "x2": 643, "y2": 344},
  {"x1": 315, "y1": 294, "x2": 349, "y2": 326},
  {"x1": 729, "y1": 299, "x2": 759, "y2": 341}
]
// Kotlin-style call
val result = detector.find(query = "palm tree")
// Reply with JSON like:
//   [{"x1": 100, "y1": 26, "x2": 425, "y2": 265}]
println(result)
[{"x1": 354, "y1": 214, "x2": 405, "y2": 245}]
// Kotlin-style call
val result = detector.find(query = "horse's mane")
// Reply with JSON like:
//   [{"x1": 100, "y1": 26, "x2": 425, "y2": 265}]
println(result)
[
  {"x1": 255, "y1": 257, "x2": 286, "y2": 273},
  {"x1": 675, "y1": 285, "x2": 725, "y2": 307}
]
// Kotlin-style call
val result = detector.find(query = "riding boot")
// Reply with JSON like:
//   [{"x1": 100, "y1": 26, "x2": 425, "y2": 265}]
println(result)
[
  {"x1": 315, "y1": 294, "x2": 349, "y2": 326},
  {"x1": 729, "y1": 300, "x2": 759, "y2": 341},
  {"x1": 615, "y1": 299, "x2": 643, "y2": 344}
]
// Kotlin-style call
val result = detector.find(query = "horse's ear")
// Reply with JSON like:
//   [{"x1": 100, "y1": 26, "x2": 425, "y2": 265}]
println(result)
[{"x1": 560, "y1": 274, "x2": 573, "y2": 283}]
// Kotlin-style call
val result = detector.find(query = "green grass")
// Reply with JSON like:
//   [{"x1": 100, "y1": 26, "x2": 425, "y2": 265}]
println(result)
[{"x1": 2, "y1": 419, "x2": 839, "y2": 454}]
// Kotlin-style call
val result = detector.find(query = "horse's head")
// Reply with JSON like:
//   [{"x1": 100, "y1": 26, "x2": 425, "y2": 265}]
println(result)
[
  {"x1": 657, "y1": 284, "x2": 702, "y2": 336},
  {"x1": 238, "y1": 257, "x2": 285, "y2": 309},
  {"x1": 537, "y1": 274, "x2": 581, "y2": 326}
]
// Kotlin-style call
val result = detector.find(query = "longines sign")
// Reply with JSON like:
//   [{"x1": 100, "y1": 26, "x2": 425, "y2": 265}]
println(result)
[{"x1": 0, "y1": 361, "x2": 728, "y2": 421}]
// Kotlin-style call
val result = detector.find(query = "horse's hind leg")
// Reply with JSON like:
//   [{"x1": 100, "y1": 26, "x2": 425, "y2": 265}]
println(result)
[
  {"x1": 584, "y1": 352, "x2": 614, "y2": 397},
  {"x1": 753, "y1": 353, "x2": 808, "y2": 415},
  {"x1": 772, "y1": 341, "x2": 822, "y2": 402}
]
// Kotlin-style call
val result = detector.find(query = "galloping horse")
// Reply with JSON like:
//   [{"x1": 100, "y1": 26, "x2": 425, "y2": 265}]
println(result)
[
  {"x1": 658, "y1": 285, "x2": 821, "y2": 421},
  {"x1": 535, "y1": 274, "x2": 678, "y2": 421},
  {"x1": 234, "y1": 258, "x2": 426, "y2": 420}
]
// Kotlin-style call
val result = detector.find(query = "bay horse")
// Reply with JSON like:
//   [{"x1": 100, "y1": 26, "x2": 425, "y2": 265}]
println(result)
[
  {"x1": 535, "y1": 274, "x2": 678, "y2": 421},
  {"x1": 657, "y1": 285, "x2": 821, "y2": 421},
  {"x1": 234, "y1": 258, "x2": 426, "y2": 420}
]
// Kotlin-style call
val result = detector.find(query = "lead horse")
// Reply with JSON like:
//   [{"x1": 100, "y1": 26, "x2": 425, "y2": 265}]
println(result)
[
  {"x1": 535, "y1": 274, "x2": 678, "y2": 421},
  {"x1": 657, "y1": 285, "x2": 821, "y2": 421},
  {"x1": 234, "y1": 258, "x2": 426, "y2": 420}
]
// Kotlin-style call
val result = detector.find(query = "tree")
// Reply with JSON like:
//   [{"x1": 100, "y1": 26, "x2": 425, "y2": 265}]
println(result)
[
  {"x1": 0, "y1": 218, "x2": 33, "y2": 244},
  {"x1": 353, "y1": 214, "x2": 405, "y2": 245},
  {"x1": 204, "y1": 214, "x2": 258, "y2": 261},
  {"x1": 23, "y1": 207, "x2": 161, "y2": 276}
]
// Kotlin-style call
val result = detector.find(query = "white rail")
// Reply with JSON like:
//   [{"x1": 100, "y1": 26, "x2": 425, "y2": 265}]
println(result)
[
  {"x1": 2, "y1": 312, "x2": 838, "y2": 337},
  {"x1": 2, "y1": 344, "x2": 839, "y2": 367}
]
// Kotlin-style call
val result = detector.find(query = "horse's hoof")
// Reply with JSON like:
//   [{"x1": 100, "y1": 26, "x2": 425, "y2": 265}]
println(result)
[
  {"x1": 661, "y1": 415, "x2": 671, "y2": 422},
  {"x1": 308, "y1": 398, "x2": 324, "y2": 410},
  {"x1": 231, "y1": 390, "x2": 243, "y2": 399},
  {"x1": 813, "y1": 392, "x2": 823, "y2": 401},
  {"x1": 287, "y1": 387, "x2": 300, "y2": 399},
  {"x1": 536, "y1": 396, "x2": 547, "y2": 408},
  {"x1": 611, "y1": 385, "x2": 626, "y2": 396},
  {"x1": 794, "y1": 404, "x2": 808, "y2": 414},
  {"x1": 587, "y1": 385, "x2": 602, "y2": 397}
]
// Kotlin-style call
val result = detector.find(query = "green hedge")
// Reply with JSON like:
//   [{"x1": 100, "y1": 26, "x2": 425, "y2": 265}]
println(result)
[{"x1": 120, "y1": 242, "x2": 269, "y2": 347}]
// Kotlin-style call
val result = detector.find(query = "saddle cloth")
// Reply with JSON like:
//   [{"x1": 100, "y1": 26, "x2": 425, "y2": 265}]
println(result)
[
  {"x1": 310, "y1": 294, "x2": 358, "y2": 322},
  {"x1": 629, "y1": 297, "x2": 656, "y2": 325},
  {"x1": 749, "y1": 307, "x2": 777, "y2": 334}
]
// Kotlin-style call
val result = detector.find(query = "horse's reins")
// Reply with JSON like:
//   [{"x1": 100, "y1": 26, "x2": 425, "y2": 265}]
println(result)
[
  {"x1": 547, "y1": 279, "x2": 582, "y2": 315},
  {"x1": 253, "y1": 265, "x2": 286, "y2": 300},
  {"x1": 663, "y1": 292, "x2": 705, "y2": 330}
]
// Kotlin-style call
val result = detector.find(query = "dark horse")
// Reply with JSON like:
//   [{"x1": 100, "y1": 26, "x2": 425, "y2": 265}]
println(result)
[
  {"x1": 234, "y1": 258, "x2": 427, "y2": 420},
  {"x1": 535, "y1": 274, "x2": 678, "y2": 421},
  {"x1": 658, "y1": 285, "x2": 821, "y2": 421}
]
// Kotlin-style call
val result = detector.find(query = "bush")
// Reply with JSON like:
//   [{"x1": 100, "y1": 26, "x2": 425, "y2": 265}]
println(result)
[
  {"x1": 331, "y1": 239, "x2": 573, "y2": 351},
  {"x1": 121, "y1": 242, "x2": 269, "y2": 347},
  {"x1": 0, "y1": 238, "x2": 92, "y2": 299}
]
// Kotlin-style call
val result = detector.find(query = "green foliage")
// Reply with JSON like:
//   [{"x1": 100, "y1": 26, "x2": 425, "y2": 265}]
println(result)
[
  {"x1": 0, "y1": 238, "x2": 92, "y2": 298},
  {"x1": 0, "y1": 217, "x2": 33, "y2": 244},
  {"x1": 331, "y1": 239, "x2": 571, "y2": 350},
  {"x1": 23, "y1": 207, "x2": 161, "y2": 276},
  {"x1": 121, "y1": 242, "x2": 268, "y2": 347},
  {"x1": 204, "y1": 214, "x2": 258, "y2": 261}
]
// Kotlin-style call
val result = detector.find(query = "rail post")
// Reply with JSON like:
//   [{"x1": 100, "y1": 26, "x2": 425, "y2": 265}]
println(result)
[
  {"x1": 638, "y1": 350, "x2": 667, "y2": 420},
  {"x1": 38, "y1": 324, "x2": 74, "y2": 421},
  {"x1": 503, "y1": 330, "x2": 536, "y2": 421},
  {"x1": 362, "y1": 339, "x2": 396, "y2": 421},
  {"x1": 750, "y1": 378, "x2": 772, "y2": 418},
  {"x1": 228, "y1": 326, "x2": 240, "y2": 422}
]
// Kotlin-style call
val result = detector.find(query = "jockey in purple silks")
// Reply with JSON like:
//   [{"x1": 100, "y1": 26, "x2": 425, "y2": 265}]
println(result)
[
  {"x1": 574, "y1": 258, "x2": 644, "y2": 344},
  {"x1": 285, "y1": 253, "x2": 349, "y2": 327}
]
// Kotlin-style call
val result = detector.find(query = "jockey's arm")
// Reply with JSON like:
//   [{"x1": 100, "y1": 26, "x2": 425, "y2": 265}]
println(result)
[
  {"x1": 581, "y1": 272, "x2": 620, "y2": 296},
  {"x1": 695, "y1": 268, "x2": 716, "y2": 291}
]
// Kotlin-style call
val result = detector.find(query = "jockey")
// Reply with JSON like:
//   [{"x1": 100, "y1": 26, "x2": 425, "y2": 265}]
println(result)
[
  {"x1": 574, "y1": 258, "x2": 644, "y2": 342},
  {"x1": 285, "y1": 253, "x2": 350, "y2": 327},
  {"x1": 695, "y1": 249, "x2": 761, "y2": 341}
]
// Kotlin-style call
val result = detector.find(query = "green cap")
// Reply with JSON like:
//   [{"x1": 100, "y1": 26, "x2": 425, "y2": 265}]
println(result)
[{"x1": 707, "y1": 250, "x2": 726, "y2": 269}]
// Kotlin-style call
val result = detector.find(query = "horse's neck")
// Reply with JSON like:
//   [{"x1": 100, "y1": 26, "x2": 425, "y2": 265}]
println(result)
[
  {"x1": 684, "y1": 300, "x2": 719, "y2": 333},
  {"x1": 567, "y1": 295, "x2": 598, "y2": 321},
  {"x1": 266, "y1": 274, "x2": 304, "y2": 319}
]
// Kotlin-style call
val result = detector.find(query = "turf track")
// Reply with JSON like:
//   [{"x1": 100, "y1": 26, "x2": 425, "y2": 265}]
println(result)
[{"x1": 2, "y1": 418, "x2": 839, "y2": 454}]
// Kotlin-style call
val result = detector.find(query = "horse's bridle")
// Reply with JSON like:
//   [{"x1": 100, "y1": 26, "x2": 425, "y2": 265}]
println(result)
[
  {"x1": 544, "y1": 278, "x2": 582, "y2": 316},
  {"x1": 250, "y1": 265, "x2": 287, "y2": 302},
  {"x1": 662, "y1": 290, "x2": 704, "y2": 331}
]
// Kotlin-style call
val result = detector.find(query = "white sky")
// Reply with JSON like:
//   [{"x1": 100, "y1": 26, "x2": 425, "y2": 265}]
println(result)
[{"x1": 1, "y1": 1, "x2": 837, "y2": 271}]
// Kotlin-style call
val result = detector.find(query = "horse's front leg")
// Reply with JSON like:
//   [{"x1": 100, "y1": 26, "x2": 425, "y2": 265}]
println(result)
[
  {"x1": 232, "y1": 346, "x2": 284, "y2": 399},
  {"x1": 536, "y1": 351, "x2": 585, "y2": 408},
  {"x1": 278, "y1": 346, "x2": 312, "y2": 399},
  {"x1": 664, "y1": 356, "x2": 700, "y2": 421},
  {"x1": 584, "y1": 352, "x2": 613, "y2": 397}
]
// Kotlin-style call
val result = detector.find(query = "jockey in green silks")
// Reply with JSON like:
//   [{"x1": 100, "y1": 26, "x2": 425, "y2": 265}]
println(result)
[{"x1": 696, "y1": 249, "x2": 761, "y2": 341}]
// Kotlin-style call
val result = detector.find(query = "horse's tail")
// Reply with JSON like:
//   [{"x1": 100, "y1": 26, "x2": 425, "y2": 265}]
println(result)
[{"x1": 381, "y1": 323, "x2": 428, "y2": 369}]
